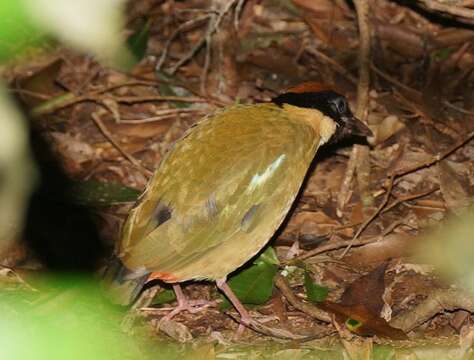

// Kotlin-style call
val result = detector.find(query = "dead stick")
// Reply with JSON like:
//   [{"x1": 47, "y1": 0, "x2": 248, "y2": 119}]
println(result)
[
  {"x1": 336, "y1": 0, "x2": 371, "y2": 223},
  {"x1": 340, "y1": 175, "x2": 394, "y2": 257},
  {"x1": 353, "y1": 0, "x2": 371, "y2": 121},
  {"x1": 341, "y1": 131, "x2": 474, "y2": 257},
  {"x1": 383, "y1": 186, "x2": 439, "y2": 214},
  {"x1": 394, "y1": 131, "x2": 474, "y2": 178},
  {"x1": 33, "y1": 94, "x2": 205, "y2": 116},
  {"x1": 292, "y1": 237, "x2": 375, "y2": 262},
  {"x1": 91, "y1": 113, "x2": 153, "y2": 177},
  {"x1": 275, "y1": 274, "x2": 331, "y2": 323},
  {"x1": 306, "y1": 47, "x2": 357, "y2": 84}
]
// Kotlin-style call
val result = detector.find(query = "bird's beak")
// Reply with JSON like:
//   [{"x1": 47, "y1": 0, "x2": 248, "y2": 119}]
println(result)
[{"x1": 347, "y1": 116, "x2": 373, "y2": 138}]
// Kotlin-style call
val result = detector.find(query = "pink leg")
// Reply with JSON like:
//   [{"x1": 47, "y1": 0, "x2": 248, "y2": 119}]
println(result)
[
  {"x1": 216, "y1": 278, "x2": 252, "y2": 336},
  {"x1": 161, "y1": 284, "x2": 213, "y2": 322},
  {"x1": 174, "y1": 284, "x2": 188, "y2": 308}
]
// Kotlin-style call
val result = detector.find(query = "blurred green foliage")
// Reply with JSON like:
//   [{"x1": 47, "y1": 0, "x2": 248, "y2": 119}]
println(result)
[
  {"x1": 415, "y1": 207, "x2": 474, "y2": 292},
  {"x1": 0, "y1": 1, "x2": 47, "y2": 61},
  {"x1": 0, "y1": 275, "x2": 148, "y2": 360}
]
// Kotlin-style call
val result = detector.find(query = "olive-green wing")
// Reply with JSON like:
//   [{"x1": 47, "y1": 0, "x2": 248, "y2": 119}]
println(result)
[{"x1": 118, "y1": 104, "x2": 319, "y2": 280}]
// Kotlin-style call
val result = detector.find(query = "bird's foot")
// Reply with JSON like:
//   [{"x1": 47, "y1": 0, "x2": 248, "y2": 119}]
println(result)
[
  {"x1": 160, "y1": 299, "x2": 215, "y2": 322},
  {"x1": 185, "y1": 299, "x2": 215, "y2": 314},
  {"x1": 159, "y1": 284, "x2": 215, "y2": 323},
  {"x1": 216, "y1": 279, "x2": 307, "y2": 340},
  {"x1": 229, "y1": 314, "x2": 308, "y2": 340},
  {"x1": 233, "y1": 313, "x2": 252, "y2": 339}
]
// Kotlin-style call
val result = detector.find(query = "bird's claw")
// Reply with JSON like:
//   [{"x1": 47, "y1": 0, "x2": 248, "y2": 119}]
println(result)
[
  {"x1": 228, "y1": 313, "x2": 307, "y2": 340},
  {"x1": 159, "y1": 299, "x2": 217, "y2": 323}
]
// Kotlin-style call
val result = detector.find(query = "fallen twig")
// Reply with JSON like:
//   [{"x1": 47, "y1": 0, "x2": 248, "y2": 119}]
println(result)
[
  {"x1": 415, "y1": 0, "x2": 474, "y2": 25},
  {"x1": 353, "y1": 0, "x2": 371, "y2": 121},
  {"x1": 119, "y1": 108, "x2": 206, "y2": 124},
  {"x1": 371, "y1": 64, "x2": 421, "y2": 99},
  {"x1": 91, "y1": 112, "x2": 153, "y2": 177},
  {"x1": 292, "y1": 237, "x2": 375, "y2": 262},
  {"x1": 382, "y1": 186, "x2": 439, "y2": 214},
  {"x1": 391, "y1": 287, "x2": 474, "y2": 332},
  {"x1": 169, "y1": 0, "x2": 238, "y2": 75},
  {"x1": 341, "y1": 130, "x2": 474, "y2": 257},
  {"x1": 340, "y1": 175, "x2": 395, "y2": 258},
  {"x1": 336, "y1": 0, "x2": 371, "y2": 228},
  {"x1": 32, "y1": 93, "x2": 206, "y2": 117},
  {"x1": 305, "y1": 47, "x2": 357, "y2": 84},
  {"x1": 275, "y1": 274, "x2": 331, "y2": 323},
  {"x1": 156, "y1": 15, "x2": 211, "y2": 71}
]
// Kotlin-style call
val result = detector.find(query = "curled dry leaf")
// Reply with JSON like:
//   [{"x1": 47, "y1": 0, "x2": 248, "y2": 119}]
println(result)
[
  {"x1": 437, "y1": 161, "x2": 472, "y2": 214},
  {"x1": 49, "y1": 132, "x2": 96, "y2": 173},
  {"x1": 292, "y1": 0, "x2": 348, "y2": 19},
  {"x1": 376, "y1": 24, "x2": 425, "y2": 59},
  {"x1": 304, "y1": 160, "x2": 348, "y2": 205},
  {"x1": 342, "y1": 234, "x2": 415, "y2": 268},
  {"x1": 370, "y1": 115, "x2": 405, "y2": 145},
  {"x1": 459, "y1": 324, "x2": 474, "y2": 356},
  {"x1": 156, "y1": 318, "x2": 193, "y2": 343},
  {"x1": 281, "y1": 211, "x2": 343, "y2": 245}
]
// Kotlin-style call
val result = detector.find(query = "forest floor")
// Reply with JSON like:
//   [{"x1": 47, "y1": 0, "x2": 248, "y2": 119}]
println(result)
[{"x1": 2, "y1": 0, "x2": 474, "y2": 358}]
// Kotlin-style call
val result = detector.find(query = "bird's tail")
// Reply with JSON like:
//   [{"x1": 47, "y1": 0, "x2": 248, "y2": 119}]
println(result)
[{"x1": 102, "y1": 256, "x2": 149, "y2": 306}]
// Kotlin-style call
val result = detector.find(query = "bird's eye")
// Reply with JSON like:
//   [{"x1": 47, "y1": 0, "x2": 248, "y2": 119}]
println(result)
[{"x1": 332, "y1": 98, "x2": 347, "y2": 114}]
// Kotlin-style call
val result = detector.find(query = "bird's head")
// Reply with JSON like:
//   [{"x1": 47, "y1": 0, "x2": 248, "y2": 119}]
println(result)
[{"x1": 272, "y1": 82, "x2": 372, "y2": 144}]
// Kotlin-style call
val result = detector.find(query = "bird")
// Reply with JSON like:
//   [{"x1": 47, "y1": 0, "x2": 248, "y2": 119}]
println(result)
[{"x1": 107, "y1": 82, "x2": 372, "y2": 329}]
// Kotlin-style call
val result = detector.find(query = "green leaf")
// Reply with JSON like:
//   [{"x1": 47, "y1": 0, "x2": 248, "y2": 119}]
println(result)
[
  {"x1": 431, "y1": 47, "x2": 454, "y2": 61},
  {"x1": 255, "y1": 246, "x2": 279, "y2": 266},
  {"x1": 152, "y1": 289, "x2": 176, "y2": 305},
  {"x1": 345, "y1": 318, "x2": 362, "y2": 331},
  {"x1": 304, "y1": 270, "x2": 329, "y2": 303},
  {"x1": 68, "y1": 180, "x2": 141, "y2": 206},
  {"x1": 222, "y1": 251, "x2": 279, "y2": 308},
  {"x1": 0, "y1": 1, "x2": 47, "y2": 62},
  {"x1": 127, "y1": 19, "x2": 151, "y2": 62}
]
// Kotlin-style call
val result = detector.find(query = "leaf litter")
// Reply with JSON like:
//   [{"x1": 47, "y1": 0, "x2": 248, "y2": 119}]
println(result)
[{"x1": 3, "y1": 0, "x2": 474, "y2": 358}]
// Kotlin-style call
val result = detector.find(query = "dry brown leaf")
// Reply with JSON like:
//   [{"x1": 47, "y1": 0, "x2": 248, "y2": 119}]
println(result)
[
  {"x1": 376, "y1": 24, "x2": 425, "y2": 59},
  {"x1": 355, "y1": 145, "x2": 373, "y2": 215},
  {"x1": 292, "y1": 0, "x2": 354, "y2": 48},
  {"x1": 157, "y1": 318, "x2": 193, "y2": 343},
  {"x1": 349, "y1": 202, "x2": 365, "y2": 225},
  {"x1": 15, "y1": 58, "x2": 64, "y2": 107},
  {"x1": 293, "y1": 0, "x2": 346, "y2": 18},
  {"x1": 459, "y1": 324, "x2": 474, "y2": 356},
  {"x1": 321, "y1": 302, "x2": 407, "y2": 340},
  {"x1": 49, "y1": 132, "x2": 96, "y2": 173},
  {"x1": 305, "y1": 160, "x2": 347, "y2": 203},
  {"x1": 341, "y1": 337, "x2": 373, "y2": 360},
  {"x1": 320, "y1": 263, "x2": 408, "y2": 339},
  {"x1": 103, "y1": 117, "x2": 172, "y2": 139},
  {"x1": 371, "y1": 115, "x2": 405, "y2": 145},
  {"x1": 437, "y1": 161, "x2": 472, "y2": 214},
  {"x1": 282, "y1": 211, "x2": 341, "y2": 243},
  {"x1": 340, "y1": 263, "x2": 389, "y2": 314},
  {"x1": 343, "y1": 234, "x2": 415, "y2": 268}
]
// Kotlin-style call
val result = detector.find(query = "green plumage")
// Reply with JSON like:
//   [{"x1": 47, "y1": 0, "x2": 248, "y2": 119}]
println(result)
[{"x1": 118, "y1": 103, "x2": 335, "y2": 281}]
